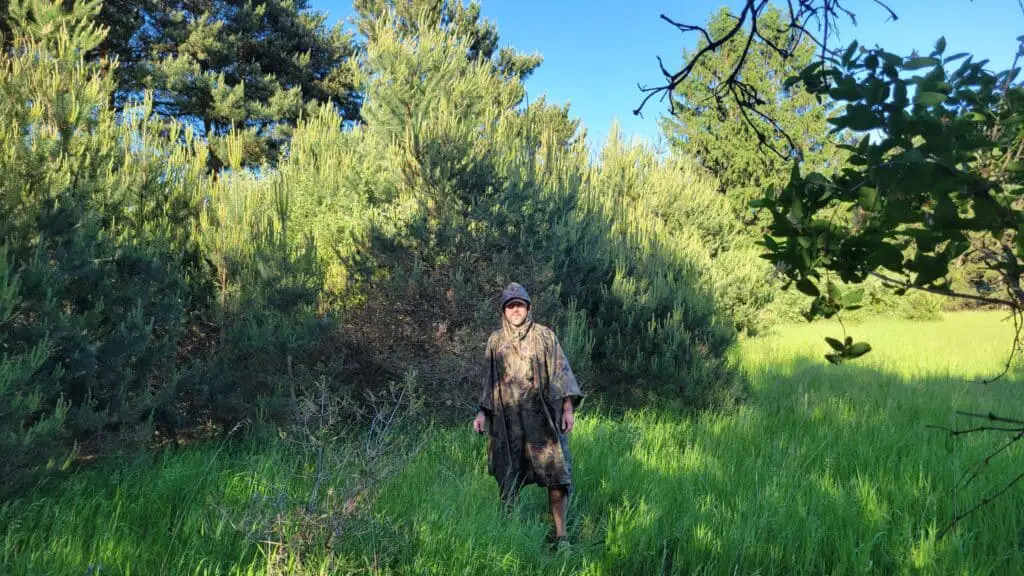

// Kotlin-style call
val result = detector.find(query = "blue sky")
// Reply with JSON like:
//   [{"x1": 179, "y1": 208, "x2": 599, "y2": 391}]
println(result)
[{"x1": 311, "y1": 0, "x2": 1023, "y2": 151}]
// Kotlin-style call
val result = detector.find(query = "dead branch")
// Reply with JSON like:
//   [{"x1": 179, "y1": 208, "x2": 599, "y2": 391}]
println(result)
[
  {"x1": 940, "y1": 470, "x2": 1024, "y2": 539},
  {"x1": 636, "y1": 0, "x2": 898, "y2": 156},
  {"x1": 870, "y1": 271, "x2": 1016, "y2": 308},
  {"x1": 929, "y1": 411, "x2": 1024, "y2": 539}
]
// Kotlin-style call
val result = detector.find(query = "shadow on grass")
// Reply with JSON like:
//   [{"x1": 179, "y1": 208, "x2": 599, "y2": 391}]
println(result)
[
  {"x1": 4, "y1": 354, "x2": 1023, "y2": 576},
  {"x1": 374, "y1": 354, "x2": 1024, "y2": 575}
]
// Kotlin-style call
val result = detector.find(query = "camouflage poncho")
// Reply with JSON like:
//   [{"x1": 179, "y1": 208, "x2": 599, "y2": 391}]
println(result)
[{"x1": 478, "y1": 312, "x2": 583, "y2": 497}]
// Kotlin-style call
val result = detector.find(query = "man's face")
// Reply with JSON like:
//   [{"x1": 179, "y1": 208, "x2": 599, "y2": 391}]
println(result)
[{"x1": 504, "y1": 300, "x2": 529, "y2": 326}]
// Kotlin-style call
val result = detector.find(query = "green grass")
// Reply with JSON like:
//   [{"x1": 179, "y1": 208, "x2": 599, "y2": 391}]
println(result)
[{"x1": 4, "y1": 311, "x2": 1024, "y2": 575}]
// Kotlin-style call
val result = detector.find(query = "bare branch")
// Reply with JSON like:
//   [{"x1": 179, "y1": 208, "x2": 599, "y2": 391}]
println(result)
[
  {"x1": 724, "y1": 0, "x2": 767, "y2": 91},
  {"x1": 870, "y1": 271, "x2": 1016, "y2": 308},
  {"x1": 659, "y1": 14, "x2": 712, "y2": 47},
  {"x1": 752, "y1": 26, "x2": 790, "y2": 59},
  {"x1": 955, "y1": 412, "x2": 1024, "y2": 426},
  {"x1": 634, "y1": 1, "x2": 754, "y2": 118},
  {"x1": 870, "y1": 0, "x2": 899, "y2": 22},
  {"x1": 1000, "y1": 242, "x2": 1024, "y2": 304},
  {"x1": 949, "y1": 430, "x2": 1024, "y2": 515},
  {"x1": 636, "y1": 0, "x2": 899, "y2": 135},
  {"x1": 973, "y1": 304, "x2": 1024, "y2": 385},
  {"x1": 730, "y1": 81, "x2": 800, "y2": 159},
  {"x1": 925, "y1": 424, "x2": 1024, "y2": 436},
  {"x1": 940, "y1": 470, "x2": 1024, "y2": 539},
  {"x1": 832, "y1": 0, "x2": 858, "y2": 24},
  {"x1": 787, "y1": 17, "x2": 831, "y2": 57}
]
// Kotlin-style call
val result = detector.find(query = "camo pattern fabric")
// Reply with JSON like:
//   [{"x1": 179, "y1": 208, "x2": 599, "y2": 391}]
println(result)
[{"x1": 478, "y1": 313, "x2": 583, "y2": 496}]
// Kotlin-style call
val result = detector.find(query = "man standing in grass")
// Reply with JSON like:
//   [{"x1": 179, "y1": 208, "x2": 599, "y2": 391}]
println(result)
[{"x1": 472, "y1": 282, "x2": 583, "y2": 549}]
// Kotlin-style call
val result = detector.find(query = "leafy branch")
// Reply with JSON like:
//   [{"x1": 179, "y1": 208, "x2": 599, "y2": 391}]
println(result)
[{"x1": 644, "y1": 0, "x2": 1024, "y2": 536}]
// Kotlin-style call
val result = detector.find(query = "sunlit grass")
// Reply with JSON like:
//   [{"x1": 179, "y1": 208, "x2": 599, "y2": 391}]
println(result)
[{"x1": 3, "y1": 311, "x2": 1023, "y2": 575}]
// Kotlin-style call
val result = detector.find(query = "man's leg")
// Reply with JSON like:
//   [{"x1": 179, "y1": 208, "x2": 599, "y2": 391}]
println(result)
[{"x1": 548, "y1": 485, "x2": 568, "y2": 539}]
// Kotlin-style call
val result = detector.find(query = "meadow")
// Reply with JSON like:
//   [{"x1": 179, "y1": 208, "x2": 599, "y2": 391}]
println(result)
[{"x1": 3, "y1": 311, "x2": 1023, "y2": 575}]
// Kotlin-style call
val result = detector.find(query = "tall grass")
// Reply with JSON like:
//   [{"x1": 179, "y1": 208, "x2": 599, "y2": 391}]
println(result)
[{"x1": 4, "y1": 311, "x2": 1023, "y2": 575}]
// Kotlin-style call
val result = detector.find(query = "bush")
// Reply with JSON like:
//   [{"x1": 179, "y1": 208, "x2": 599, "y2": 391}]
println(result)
[
  {"x1": 261, "y1": 17, "x2": 756, "y2": 408},
  {"x1": 0, "y1": 0, "x2": 205, "y2": 492}
]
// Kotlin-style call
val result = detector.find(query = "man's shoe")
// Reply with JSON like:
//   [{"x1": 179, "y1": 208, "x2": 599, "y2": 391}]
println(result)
[{"x1": 546, "y1": 534, "x2": 570, "y2": 552}]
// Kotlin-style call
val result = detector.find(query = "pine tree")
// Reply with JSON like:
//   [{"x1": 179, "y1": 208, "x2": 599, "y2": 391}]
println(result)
[
  {"x1": 1, "y1": 0, "x2": 206, "y2": 492},
  {"x1": 353, "y1": 0, "x2": 542, "y2": 81},
  {"x1": 141, "y1": 1, "x2": 363, "y2": 169},
  {"x1": 1, "y1": 0, "x2": 364, "y2": 170},
  {"x1": 659, "y1": 6, "x2": 842, "y2": 224}
]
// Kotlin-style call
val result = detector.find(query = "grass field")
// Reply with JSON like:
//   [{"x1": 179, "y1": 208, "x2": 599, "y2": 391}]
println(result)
[{"x1": 3, "y1": 311, "x2": 1024, "y2": 575}]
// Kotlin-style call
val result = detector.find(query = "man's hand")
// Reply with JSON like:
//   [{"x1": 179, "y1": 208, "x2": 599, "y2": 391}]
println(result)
[
  {"x1": 561, "y1": 398, "x2": 574, "y2": 433},
  {"x1": 473, "y1": 410, "x2": 486, "y2": 434}
]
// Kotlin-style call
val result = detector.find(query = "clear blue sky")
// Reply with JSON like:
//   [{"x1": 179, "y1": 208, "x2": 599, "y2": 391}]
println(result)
[{"x1": 310, "y1": 0, "x2": 1023, "y2": 151}]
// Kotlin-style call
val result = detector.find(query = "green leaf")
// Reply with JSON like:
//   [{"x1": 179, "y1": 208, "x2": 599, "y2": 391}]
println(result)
[
  {"x1": 857, "y1": 186, "x2": 880, "y2": 211},
  {"x1": 825, "y1": 337, "x2": 845, "y2": 351},
  {"x1": 966, "y1": 197, "x2": 1004, "y2": 232},
  {"x1": 796, "y1": 277, "x2": 820, "y2": 297},
  {"x1": 790, "y1": 195, "x2": 804, "y2": 221},
  {"x1": 843, "y1": 105, "x2": 882, "y2": 131},
  {"x1": 871, "y1": 243, "x2": 907, "y2": 272},
  {"x1": 829, "y1": 77, "x2": 860, "y2": 101},
  {"x1": 825, "y1": 353, "x2": 844, "y2": 365},
  {"x1": 934, "y1": 37, "x2": 946, "y2": 55},
  {"x1": 914, "y1": 91, "x2": 948, "y2": 107},
  {"x1": 843, "y1": 287, "x2": 865, "y2": 306},
  {"x1": 933, "y1": 194, "x2": 959, "y2": 227},
  {"x1": 843, "y1": 41, "x2": 859, "y2": 64},
  {"x1": 893, "y1": 81, "x2": 909, "y2": 107},
  {"x1": 847, "y1": 342, "x2": 872, "y2": 357},
  {"x1": 826, "y1": 280, "x2": 842, "y2": 303},
  {"x1": 880, "y1": 51, "x2": 903, "y2": 68},
  {"x1": 864, "y1": 78, "x2": 888, "y2": 106},
  {"x1": 913, "y1": 254, "x2": 949, "y2": 287},
  {"x1": 903, "y1": 57, "x2": 941, "y2": 70}
]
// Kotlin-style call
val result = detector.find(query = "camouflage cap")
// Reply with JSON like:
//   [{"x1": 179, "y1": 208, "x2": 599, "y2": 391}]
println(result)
[{"x1": 501, "y1": 282, "x2": 531, "y2": 307}]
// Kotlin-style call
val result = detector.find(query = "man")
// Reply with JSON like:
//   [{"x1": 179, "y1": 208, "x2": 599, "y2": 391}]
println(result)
[{"x1": 472, "y1": 282, "x2": 583, "y2": 548}]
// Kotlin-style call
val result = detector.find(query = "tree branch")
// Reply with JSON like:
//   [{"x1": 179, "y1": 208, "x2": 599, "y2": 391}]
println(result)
[
  {"x1": 926, "y1": 424, "x2": 1024, "y2": 436},
  {"x1": 870, "y1": 271, "x2": 1015, "y2": 308},
  {"x1": 729, "y1": 81, "x2": 798, "y2": 159},
  {"x1": 972, "y1": 304, "x2": 1024, "y2": 385},
  {"x1": 637, "y1": 0, "x2": 898, "y2": 128},
  {"x1": 940, "y1": 470, "x2": 1024, "y2": 539},
  {"x1": 634, "y1": 1, "x2": 754, "y2": 118},
  {"x1": 1000, "y1": 242, "x2": 1024, "y2": 304},
  {"x1": 870, "y1": 0, "x2": 899, "y2": 22},
  {"x1": 946, "y1": 426, "x2": 1019, "y2": 502},
  {"x1": 659, "y1": 14, "x2": 712, "y2": 47},
  {"x1": 955, "y1": 411, "x2": 1024, "y2": 426},
  {"x1": 752, "y1": 26, "x2": 790, "y2": 59}
]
